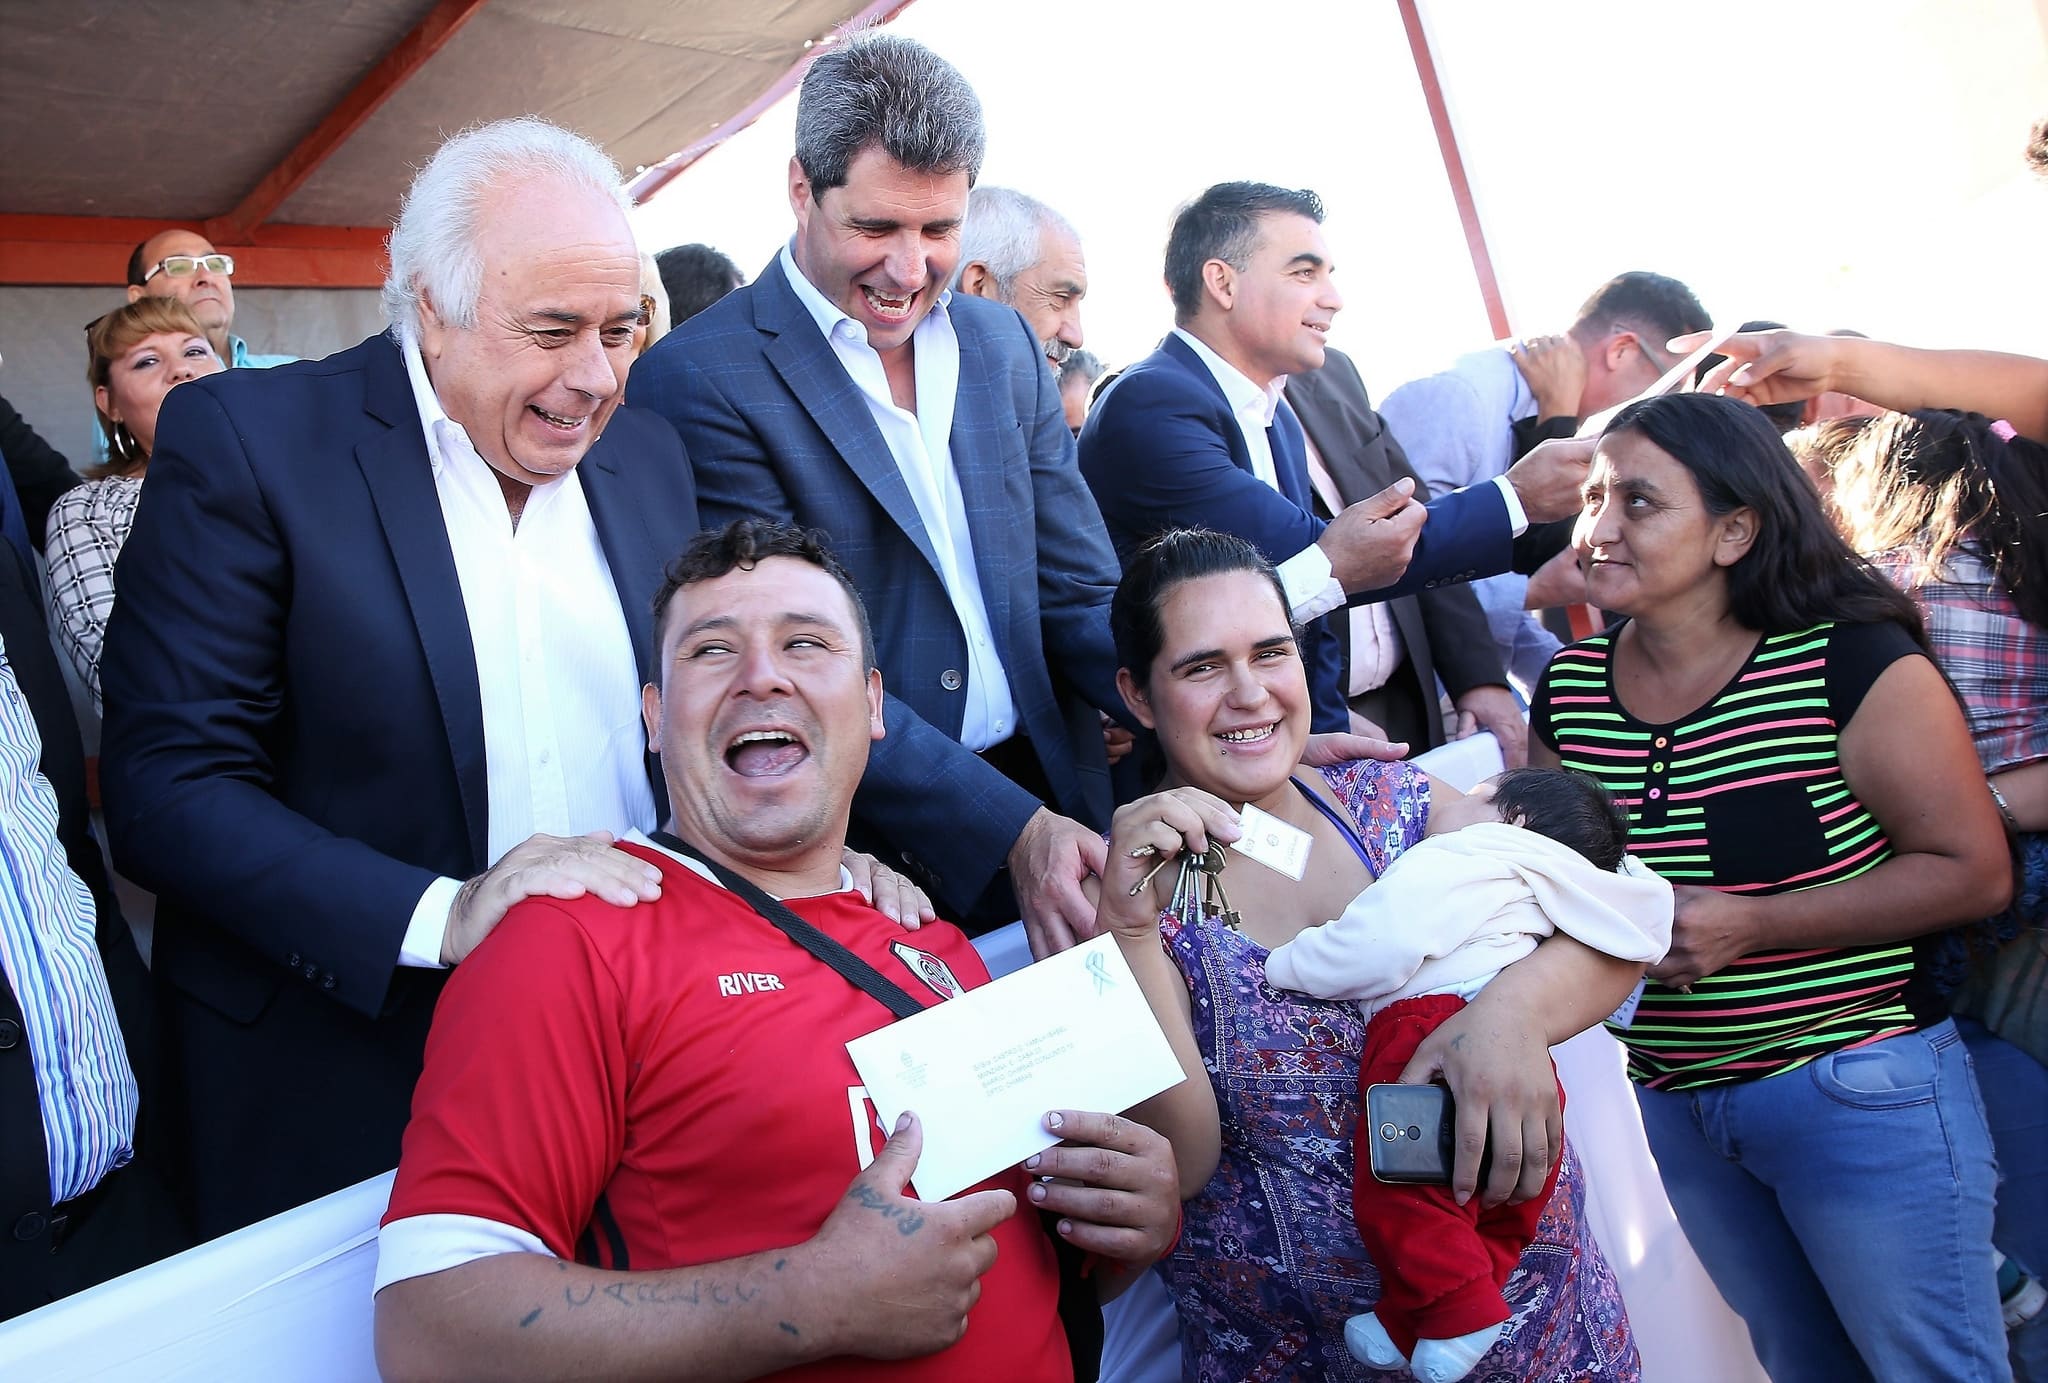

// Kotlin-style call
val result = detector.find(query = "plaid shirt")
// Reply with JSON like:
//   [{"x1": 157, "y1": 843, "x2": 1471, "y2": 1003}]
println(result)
[
  {"x1": 44, "y1": 475, "x2": 141, "y2": 713},
  {"x1": 1875, "y1": 547, "x2": 2048, "y2": 773}
]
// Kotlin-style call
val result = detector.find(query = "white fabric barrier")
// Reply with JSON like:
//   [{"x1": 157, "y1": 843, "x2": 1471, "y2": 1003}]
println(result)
[
  {"x1": 0, "y1": 744, "x2": 1762, "y2": 1381},
  {"x1": 0, "y1": 1171, "x2": 391, "y2": 1380}
]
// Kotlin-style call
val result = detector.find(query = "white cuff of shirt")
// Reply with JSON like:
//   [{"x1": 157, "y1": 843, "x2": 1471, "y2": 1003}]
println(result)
[
  {"x1": 398, "y1": 876, "x2": 464, "y2": 969},
  {"x1": 1280, "y1": 544, "x2": 1346, "y2": 623},
  {"x1": 1491, "y1": 474, "x2": 1530, "y2": 536},
  {"x1": 375, "y1": 1213, "x2": 551, "y2": 1293}
]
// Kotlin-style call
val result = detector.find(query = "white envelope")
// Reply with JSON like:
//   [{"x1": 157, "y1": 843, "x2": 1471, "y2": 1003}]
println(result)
[{"x1": 846, "y1": 932, "x2": 1187, "y2": 1201}]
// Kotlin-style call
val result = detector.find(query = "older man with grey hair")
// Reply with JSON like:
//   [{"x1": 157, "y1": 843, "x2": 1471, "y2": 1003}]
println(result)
[
  {"x1": 97, "y1": 116, "x2": 701, "y2": 1238},
  {"x1": 630, "y1": 32, "x2": 1131, "y2": 960},
  {"x1": 951, "y1": 186, "x2": 1088, "y2": 373}
]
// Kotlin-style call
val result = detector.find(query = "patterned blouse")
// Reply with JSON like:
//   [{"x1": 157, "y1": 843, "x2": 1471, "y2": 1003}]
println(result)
[
  {"x1": 44, "y1": 475, "x2": 142, "y2": 712},
  {"x1": 1534, "y1": 620, "x2": 1935, "y2": 1090},
  {"x1": 1155, "y1": 758, "x2": 1639, "y2": 1382}
]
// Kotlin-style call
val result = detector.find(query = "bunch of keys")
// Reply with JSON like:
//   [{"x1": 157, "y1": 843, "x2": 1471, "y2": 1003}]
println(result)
[{"x1": 1130, "y1": 844, "x2": 1242, "y2": 930}]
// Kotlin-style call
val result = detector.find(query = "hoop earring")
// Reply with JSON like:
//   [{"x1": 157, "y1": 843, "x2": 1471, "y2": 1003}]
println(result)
[{"x1": 110, "y1": 424, "x2": 140, "y2": 468}]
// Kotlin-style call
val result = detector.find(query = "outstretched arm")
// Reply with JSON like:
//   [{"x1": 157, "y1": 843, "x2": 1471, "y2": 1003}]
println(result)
[{"x1": 1684, "y1": 329, "x2": 2048, "y2": 442}]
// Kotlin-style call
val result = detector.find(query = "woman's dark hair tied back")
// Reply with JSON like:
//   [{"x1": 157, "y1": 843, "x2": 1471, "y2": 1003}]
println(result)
[
  {"x1": 1111, "y1": 528, "x2": 1292, "y2": 685},
  {"x1": 1602, "y1": 392, "x2": 1926, "y2": 646}
]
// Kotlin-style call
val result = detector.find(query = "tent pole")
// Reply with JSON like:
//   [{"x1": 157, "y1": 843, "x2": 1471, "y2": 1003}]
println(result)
[{"x1": 1395, "y1": 0, "x2": 1512, "y2": 340}]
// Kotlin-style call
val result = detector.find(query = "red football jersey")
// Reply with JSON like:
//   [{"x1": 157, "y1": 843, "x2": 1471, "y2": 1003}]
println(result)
[{"x1": 384, "y1": 841, "x2": 1070, "y2": 1381}]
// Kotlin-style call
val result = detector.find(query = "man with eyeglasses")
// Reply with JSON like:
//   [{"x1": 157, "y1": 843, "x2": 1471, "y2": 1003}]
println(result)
[
  {"x1": 1377, "y1": 271, "x2": 1710, "y2": 693},
  {"x1": 123, "y1": 229, "x2": 296, "y2": 372},
  {"x1": 86, "y1": 229, "x2": 300, "y2": 465}
]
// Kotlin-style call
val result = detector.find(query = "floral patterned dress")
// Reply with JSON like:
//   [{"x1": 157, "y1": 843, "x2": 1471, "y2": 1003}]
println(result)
[{"x1": 1154, "y1": 759, "x2": 1640, "y2": 1382}]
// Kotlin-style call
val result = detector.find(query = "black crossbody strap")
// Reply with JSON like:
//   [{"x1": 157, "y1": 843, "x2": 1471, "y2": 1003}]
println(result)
[{"x1": 649, "y1": 831, "x2": 925, "y2": 1020}]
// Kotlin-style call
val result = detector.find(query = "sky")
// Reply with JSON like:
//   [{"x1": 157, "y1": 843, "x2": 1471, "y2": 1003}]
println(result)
[{"x1": 634, "y1": 0, "x2": 2048, "y2": 398}]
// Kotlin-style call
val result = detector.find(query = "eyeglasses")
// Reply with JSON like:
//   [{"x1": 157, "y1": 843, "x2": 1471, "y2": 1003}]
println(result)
[
  {"x1": 143, "y1": 253, "x2": 234, "y2": 284},
  {"x1": 1629, "y1": 333, "x2": 1675, "y2": 379}
]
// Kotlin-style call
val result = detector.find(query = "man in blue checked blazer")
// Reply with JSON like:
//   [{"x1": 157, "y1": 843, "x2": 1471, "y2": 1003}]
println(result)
[
  {"x1": 1080, "y1": 182, "x2": 1590, "y2": 737},
  {"x1": 630, "y1": 34, "x2": 1125, "y2": 957}
]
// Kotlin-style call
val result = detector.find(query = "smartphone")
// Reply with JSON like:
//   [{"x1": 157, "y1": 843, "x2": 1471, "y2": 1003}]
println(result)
[{"x1": 1363, "y1": 1083, "x2": 1489, "y2": 1186}]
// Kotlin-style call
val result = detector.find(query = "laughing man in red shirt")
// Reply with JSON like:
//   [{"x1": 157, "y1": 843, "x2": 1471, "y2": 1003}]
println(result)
[{"x1": 372, "y1": 519, "x2": 1180, "y2": 1381}]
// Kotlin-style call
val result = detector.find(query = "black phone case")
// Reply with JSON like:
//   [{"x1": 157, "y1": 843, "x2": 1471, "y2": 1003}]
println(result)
[{"x1": 1364, "y1": 1083, "x2": 1459, "y2": 1185}]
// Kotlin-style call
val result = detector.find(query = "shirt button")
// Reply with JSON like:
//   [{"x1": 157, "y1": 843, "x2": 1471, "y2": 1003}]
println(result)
[
  {"x1": 286, "y1": 953, "x2": 302, "y2": 969},
  {"x1": 1652, "y1": 762, "x2": 1665, "y2": 773},
  {"x1": 13, "y1": 1212, "x2": 46, "y2": 1242},
  {"x1": 940, "y1": 669, "x2": 963, "y2": 691},
  {"x1": 1654, "y1": 736, "x2": 1669, "y2": 748},
  {"x1": 0, "y1": 1018, "x2": 18, "y2": 1050},
  {"x1": 1648, "y1": 788, "x2": 1663, "y2": 800}
]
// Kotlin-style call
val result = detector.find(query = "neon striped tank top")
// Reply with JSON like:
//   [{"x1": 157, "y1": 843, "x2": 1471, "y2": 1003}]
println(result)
[{"x1": 1534, "y1": 619, "x2": 1936, "y2": 1090}]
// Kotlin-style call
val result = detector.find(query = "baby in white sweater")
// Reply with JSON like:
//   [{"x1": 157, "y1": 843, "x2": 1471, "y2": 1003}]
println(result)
[{"x1": 1265, "y1": 768, "x2": 1672, "y2": 1383}]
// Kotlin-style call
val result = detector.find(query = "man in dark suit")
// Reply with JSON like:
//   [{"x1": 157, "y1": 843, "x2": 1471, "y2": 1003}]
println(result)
[
  {"x1": 99, "y1": 119, "x2": 694, "y2": 1240},
  {"x1": 1287, "y1": 348, "x2": 1524, "y2": 761},
  {"x1": 630, "y1": 34, "x2": 1124, "y2": 957},
  {"x1": 1078, "y1": 182, "x2": 1588, "y2": 737}
]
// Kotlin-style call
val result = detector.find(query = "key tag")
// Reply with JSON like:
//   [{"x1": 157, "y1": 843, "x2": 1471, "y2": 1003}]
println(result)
[
  {"x1": 1234, "y1": 803, "x2": 1312, "y2": 880},
  {"x1": 1607, "y1": 979, "x2": 1648, "y2": 1030}
]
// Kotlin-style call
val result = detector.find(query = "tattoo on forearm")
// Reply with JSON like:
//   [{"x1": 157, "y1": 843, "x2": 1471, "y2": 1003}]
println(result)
[
  {"x1": 549, "y1": 1274, "x2": 761, "y2": 1317},
  {"x1": 844, "y1": 1182, "x2": 925, "y2": 1236}
]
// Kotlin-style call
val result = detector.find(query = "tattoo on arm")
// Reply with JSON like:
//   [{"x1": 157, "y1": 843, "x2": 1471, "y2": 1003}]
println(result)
[
  {"x1": 552, "y1": 1274, "x2": 761, "y2": 1316},
  {"x1": 843, "y1": 1183, "x2": 925, "y2": 1237}
]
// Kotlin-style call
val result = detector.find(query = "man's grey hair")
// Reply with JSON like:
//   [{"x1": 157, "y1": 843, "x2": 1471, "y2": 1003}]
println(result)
[
  {"x1": 382, "y1": 116, "x2": 633, "y2": 337},
  {"x1": 794, "y1": 32, "x2": 985, "y2": 193},
  {"x1": 949, "y1": 187, "x2": 1077, "y2": 299}
]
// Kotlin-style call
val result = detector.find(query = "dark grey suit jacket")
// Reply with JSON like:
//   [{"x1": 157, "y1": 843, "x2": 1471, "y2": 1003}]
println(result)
[{"x1": 1285, "y1": 348, "x2": 1508, "y2": 747}]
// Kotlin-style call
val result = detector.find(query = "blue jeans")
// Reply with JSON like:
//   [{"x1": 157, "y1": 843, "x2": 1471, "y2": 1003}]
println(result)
[
  {"x1": 1957, "y1": 1016, "x2": 2048, "y2": 1382},
  {"x1": 1636, "y1": 1019, "x2": 2007, "y2": 1383}
]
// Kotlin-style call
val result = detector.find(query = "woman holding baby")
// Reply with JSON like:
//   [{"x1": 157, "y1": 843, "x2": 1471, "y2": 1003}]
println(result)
[{"x1": 1098, "y1": 528, "x2": 1646, "y2": 1382}]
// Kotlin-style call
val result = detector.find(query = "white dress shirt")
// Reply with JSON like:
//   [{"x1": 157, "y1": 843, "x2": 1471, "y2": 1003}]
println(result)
[
  {"x1": 780, "y1": 245, "x2": 1017, "y2": 750},
  {"x1": 1171, "y1": 329, "x2": 1347, "y2": 623},
  {"x1": 395, "y1": 332, "x2": 656, "y2": 968},
  {"x1": 1172, "y1": 330, "x2": 1529, "y2": 626}
]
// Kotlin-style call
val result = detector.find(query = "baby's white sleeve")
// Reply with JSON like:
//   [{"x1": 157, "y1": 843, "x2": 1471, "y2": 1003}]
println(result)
[{"x1": 1264, "y1": 875, "x2": 1435, "y2": 1002}]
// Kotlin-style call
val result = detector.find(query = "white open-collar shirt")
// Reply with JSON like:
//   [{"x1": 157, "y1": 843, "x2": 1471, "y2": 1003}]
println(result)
[
  {"x1": 395, "y1": 330, "x2": 655, "y2": 968},
  {"x1": 780, "y1": 244, "x2": 1018, "y2": 751}
]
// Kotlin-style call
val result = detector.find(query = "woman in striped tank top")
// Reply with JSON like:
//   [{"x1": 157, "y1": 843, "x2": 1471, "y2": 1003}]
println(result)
[{"x1": 1531, "y1": 393, "x2": 2015, "y2": 1383}]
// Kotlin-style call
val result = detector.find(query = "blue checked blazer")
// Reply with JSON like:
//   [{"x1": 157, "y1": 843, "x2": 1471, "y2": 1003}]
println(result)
[
  {"x1": 628, "y1": 256, "x2": 1122, "y2": 915},
  {"x1": 1079, "y1": 333, "x2": 1514, "y2": 732}
]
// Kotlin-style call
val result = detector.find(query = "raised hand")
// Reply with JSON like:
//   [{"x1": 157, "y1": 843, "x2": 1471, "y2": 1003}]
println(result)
[{"x1": 1316, "y1": 478, "x2": 1428, "y2": 595}]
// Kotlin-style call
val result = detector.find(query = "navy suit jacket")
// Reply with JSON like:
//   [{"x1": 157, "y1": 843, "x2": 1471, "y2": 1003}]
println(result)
[
  {"x1": 628, "y1": 257, "x2": 1122, "y2": 914},
  {"x1": 1078, "y1": 334, "x2": 1512, "y2": 731},
  {"x1": 98, "y1": 332, "x2": 699, "y2": 1234}
]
